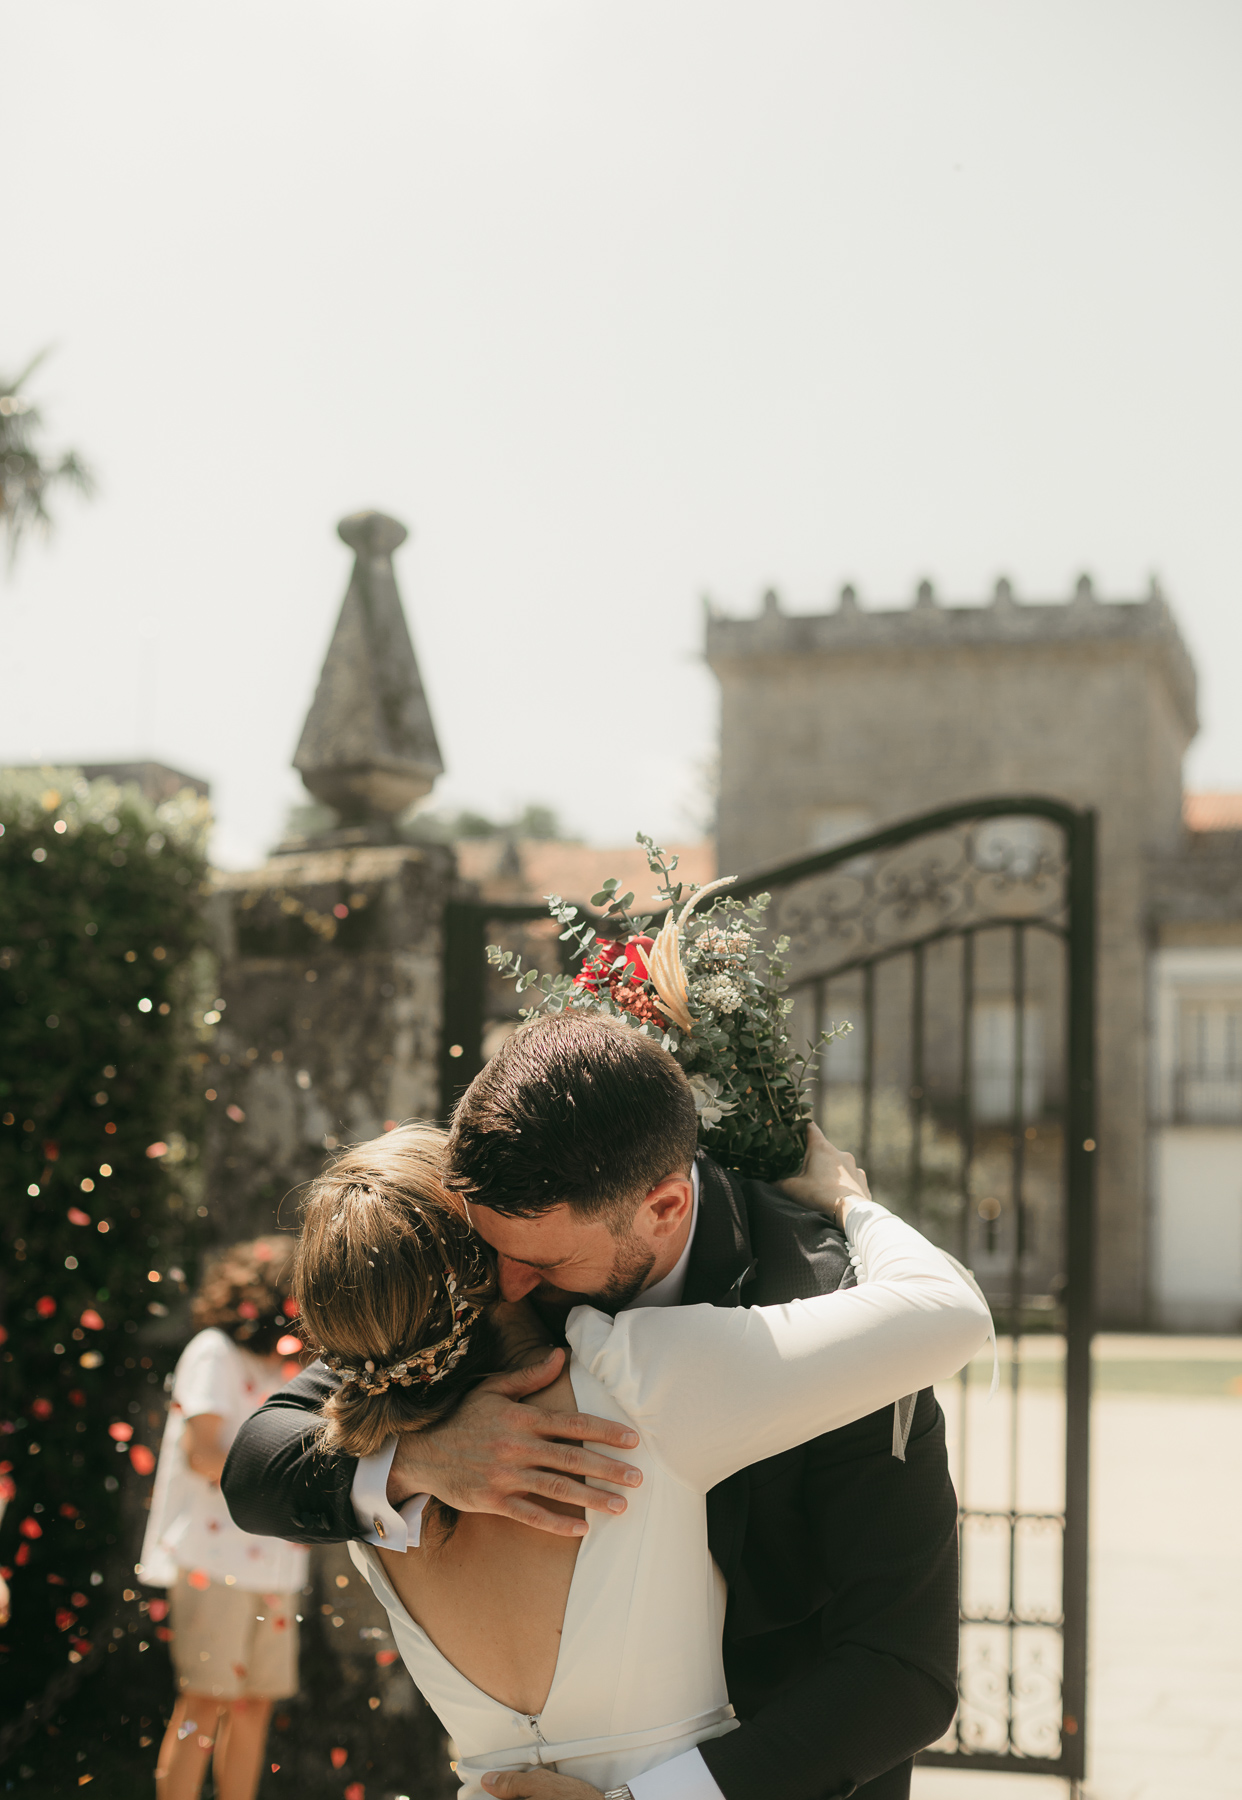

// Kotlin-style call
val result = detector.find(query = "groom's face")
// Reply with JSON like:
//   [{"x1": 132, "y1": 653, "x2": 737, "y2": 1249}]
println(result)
[{"x1": 465, "y1": 1173, "x2": 693, "y2": 1317}]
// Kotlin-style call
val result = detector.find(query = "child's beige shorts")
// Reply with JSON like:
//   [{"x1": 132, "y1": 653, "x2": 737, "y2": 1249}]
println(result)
[{"x1": 169, "y1": 1573, "x2": 300, "y2": 1701}]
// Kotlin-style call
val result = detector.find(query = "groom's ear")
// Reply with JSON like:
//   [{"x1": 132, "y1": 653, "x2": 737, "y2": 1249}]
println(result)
[{"x1": 638, "y1": 1173, "x2": 694, "y2": 1240}]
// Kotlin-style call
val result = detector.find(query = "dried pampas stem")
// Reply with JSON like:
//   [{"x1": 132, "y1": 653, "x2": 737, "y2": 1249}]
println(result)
[{"x1": 645, "y1": 875, "x2": 737, "y2": 1032}]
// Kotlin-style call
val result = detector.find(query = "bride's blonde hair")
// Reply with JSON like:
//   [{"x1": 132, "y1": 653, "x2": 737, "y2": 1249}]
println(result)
[{"x1": 295, "y1": 1122, "x2": 499, "y2": 1459}]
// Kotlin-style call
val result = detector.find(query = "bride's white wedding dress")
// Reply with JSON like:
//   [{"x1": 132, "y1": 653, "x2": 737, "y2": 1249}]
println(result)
[{"x1": 350, "y1": 1200, "x2": 990, "y2": 1798}]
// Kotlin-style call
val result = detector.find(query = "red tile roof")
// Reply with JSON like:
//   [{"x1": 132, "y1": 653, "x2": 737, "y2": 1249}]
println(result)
[
  {"x1": 1184, "y1": 792, "x2": 1242, "y2": 831},
  {"x1": 456, "y1": 839, "x2": 716, "y2": 905}
]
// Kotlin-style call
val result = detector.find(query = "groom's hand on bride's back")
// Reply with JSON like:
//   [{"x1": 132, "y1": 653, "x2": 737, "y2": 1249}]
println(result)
[{"x1": 387, "y1": 1348, "x2": 643, "y2": 1536}]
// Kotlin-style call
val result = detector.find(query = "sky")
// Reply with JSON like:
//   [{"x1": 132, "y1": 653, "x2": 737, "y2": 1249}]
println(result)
[{"x1": 3, "y1": 0, "x2": 1240, "y2": 868}]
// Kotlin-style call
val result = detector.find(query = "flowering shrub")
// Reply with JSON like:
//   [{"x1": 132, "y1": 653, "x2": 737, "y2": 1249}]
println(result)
[
  {"x1": 487, "y1": 835, "x2": 850, "y2": 1183},
  {"x1": 0, "y1": 768, "x2": 211, "y2": 1749}
]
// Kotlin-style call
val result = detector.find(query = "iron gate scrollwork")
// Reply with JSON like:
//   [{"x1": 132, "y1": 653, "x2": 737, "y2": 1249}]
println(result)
[{"x1": 441, "y1": 795, "x2": 1096, "y2": 1787}]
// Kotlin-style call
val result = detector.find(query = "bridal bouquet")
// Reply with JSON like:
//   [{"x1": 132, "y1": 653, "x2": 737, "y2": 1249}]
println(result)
[{"x1": 487, "y1": 835, "x2": 849, "y2": 1184}]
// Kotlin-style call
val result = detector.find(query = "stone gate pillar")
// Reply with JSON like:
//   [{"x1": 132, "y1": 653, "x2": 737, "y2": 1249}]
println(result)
[
  {"x1": 203, "y1": 510, "x2": 458, "y2": 1243},
  {"x1": 199, "y1": 512, "x2": 462, "y2": 1794}
]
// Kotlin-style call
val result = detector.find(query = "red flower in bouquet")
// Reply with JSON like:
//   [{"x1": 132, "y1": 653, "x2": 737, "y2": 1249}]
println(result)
[{"x1": 574, "y1": 936, "x2": 663, "y2": 1025}]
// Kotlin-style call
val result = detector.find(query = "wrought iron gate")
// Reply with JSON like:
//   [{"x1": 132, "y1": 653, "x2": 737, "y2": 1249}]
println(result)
[{"x1": 441, "y1": 796, "x2": 1096, "y2": 1787}]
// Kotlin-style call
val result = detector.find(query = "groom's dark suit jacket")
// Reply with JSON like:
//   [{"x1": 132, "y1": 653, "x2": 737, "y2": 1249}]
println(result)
[{"x1": 222, "y1": 1154, "x2": 960, "y2": 1800}]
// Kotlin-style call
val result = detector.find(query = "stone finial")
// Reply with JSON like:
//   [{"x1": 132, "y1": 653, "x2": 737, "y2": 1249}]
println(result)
[
  {"x1": 837, "y1": 583, "x2": 859, "y2": 612},
  {"x1": 762, "y1": 587, "x2": 782, "y2": 617},
  {"x1": 1074, "y1": 573, "x2": 1096, "y2": 604},
  {"x1": 992, "y1": 576, "x2": 1014, "y2": 607},
  {"x1": 914, "y1": 578, "x2": 937, "y2": 608},
  {"x1": 293, "y1": 511, "x2": 444, "y2": 824}
]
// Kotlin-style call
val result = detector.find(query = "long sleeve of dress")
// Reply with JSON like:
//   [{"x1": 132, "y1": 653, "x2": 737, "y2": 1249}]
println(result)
[{"x1": 567, "y1": 1200, "x2": 990, "y2": 1494}]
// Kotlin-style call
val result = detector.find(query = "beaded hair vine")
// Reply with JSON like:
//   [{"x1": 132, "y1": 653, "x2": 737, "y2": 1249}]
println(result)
[
  {"x1": 316, "y1": 1202, "x2": 493, "y2": 1397},
  {"x1": 320, "y1": 1277, "x2": 483, "y2": 1395}
]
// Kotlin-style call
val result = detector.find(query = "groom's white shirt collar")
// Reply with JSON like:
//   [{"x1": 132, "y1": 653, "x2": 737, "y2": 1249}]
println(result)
[{"x1": 352, "y1": 1165, "x2": 702, "y2": 1555}]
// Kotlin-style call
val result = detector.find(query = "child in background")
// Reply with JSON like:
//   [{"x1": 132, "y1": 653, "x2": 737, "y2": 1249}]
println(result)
[{"x1": 139, "y1": 1237, "x2": 308, "y2": 1800}]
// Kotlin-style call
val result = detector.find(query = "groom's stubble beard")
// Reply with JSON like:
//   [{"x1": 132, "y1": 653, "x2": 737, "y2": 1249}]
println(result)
[{"x1": 528, "y1": 1227, "x2": 659, "y2": 1329}]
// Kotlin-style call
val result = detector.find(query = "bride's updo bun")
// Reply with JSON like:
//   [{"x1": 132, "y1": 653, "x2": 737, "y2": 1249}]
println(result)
[{"x1": 295, "y1": 1122, "x2": 499, "y2": 1459}]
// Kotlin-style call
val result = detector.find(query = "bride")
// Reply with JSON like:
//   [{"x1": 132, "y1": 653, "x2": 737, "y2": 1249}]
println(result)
[{"x1": 293, "y1": 1121, "x2": 990, "y2": 1800}]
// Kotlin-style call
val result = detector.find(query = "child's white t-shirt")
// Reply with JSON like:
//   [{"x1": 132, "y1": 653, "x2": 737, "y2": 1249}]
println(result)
[{"x1": 138, "y1": 1327, "x2": 309, "y2": 1594}]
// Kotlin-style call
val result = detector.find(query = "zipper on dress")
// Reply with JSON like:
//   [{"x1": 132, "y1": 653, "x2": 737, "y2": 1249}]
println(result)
[{"x1": 525, "y1": 1715, "x2": 551, "y2": 1764}]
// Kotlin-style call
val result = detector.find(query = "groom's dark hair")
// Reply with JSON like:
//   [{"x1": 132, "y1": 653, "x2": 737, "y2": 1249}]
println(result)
[{"x1": 446, "y1": 1012, "x2": 698, "y2": 1227}]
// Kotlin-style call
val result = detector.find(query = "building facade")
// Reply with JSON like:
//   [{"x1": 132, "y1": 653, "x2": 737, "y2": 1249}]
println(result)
[{"x1": 707, "y1": 577, "x2": 1241, "y2": 1330}]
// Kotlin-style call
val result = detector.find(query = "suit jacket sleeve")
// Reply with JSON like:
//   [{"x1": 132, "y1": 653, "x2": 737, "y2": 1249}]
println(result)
[{"x1": 221, "y1": 1359, "x2": 364, "y2": 1544}]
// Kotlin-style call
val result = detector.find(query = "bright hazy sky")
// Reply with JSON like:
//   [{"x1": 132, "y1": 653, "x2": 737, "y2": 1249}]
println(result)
[{"x1": 4, "y1": 1, "x2": 1240, "y2": 867}]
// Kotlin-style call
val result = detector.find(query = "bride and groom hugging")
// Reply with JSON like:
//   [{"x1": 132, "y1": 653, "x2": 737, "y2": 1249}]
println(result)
[{"x1": 222, "y1": 1012, "x2": 991, "y2": 1800}]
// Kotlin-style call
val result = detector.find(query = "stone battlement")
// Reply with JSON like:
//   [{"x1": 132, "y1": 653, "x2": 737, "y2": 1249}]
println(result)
[{"x1": 706, "y1": 576, "x2": 1198, "y2": 734}]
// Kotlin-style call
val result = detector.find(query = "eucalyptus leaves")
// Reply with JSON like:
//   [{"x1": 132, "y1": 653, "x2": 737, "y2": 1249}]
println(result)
[{"x1": 487, "y1": 835, "x2": 850, "y2": 1183}]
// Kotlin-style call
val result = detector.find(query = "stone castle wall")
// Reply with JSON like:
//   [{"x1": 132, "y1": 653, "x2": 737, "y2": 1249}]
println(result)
[{"x1": 708, "y1": 584, "x2": 1199, "y2": 1327}]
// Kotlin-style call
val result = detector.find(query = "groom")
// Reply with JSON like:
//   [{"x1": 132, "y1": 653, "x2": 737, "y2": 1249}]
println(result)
[{"x1": 224, "y1": 1014, "x2": 961, "y2": 1800}]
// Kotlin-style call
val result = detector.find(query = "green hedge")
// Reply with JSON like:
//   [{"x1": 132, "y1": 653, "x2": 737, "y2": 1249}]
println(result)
[{"x1": 0, "y1": 770, "x2": 211, "y2": 1760}]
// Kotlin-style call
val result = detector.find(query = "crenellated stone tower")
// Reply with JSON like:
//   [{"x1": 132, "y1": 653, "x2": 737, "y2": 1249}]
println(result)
[{"x1": 707, "y1": 575, "x2": 1199, "y2": 1328}]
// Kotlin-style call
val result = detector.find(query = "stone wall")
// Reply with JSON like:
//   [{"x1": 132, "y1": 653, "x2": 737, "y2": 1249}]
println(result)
[
  {"x1": 707, "y1": 583, "x2": 1199, "y2": 1326},
  {"x1": 201, "y1": 839, "x2": 459, "y2": 1244}
]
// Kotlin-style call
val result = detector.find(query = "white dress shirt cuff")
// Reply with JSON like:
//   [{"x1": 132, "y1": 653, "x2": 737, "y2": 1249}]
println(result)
[
  {"x1": 349, "y1": 1439, "x2": 431, "y2": 1550},
  {"x1": 627, "y1": 1747, "x2": 726, "y2": 1800}
]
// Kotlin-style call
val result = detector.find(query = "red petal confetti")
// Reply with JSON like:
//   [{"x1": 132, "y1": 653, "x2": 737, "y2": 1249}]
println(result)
[
  {"x1": 276, "y1": 1335, "x2": 302, "y2": 1355},
  {"x1": 145, "y1": 1142, "x2": 168, "y2": 1159},
  {"x1": 80, "y1": 1309, "x2": 104, "y2": 1331},
  {"x1": 237, "y1": 1300, "x2": 259, "y2": 1320},
  {"x1": 226, "y1": 1105, "x2": 245, "y2": 1124},
  {"x1": 108, "y1": 1422, "x2": 133, "y2": 1442},
  {"x1": 156, "y1": 1626, "x2": 173, "y2": 1642},
  {"x1": 55, "y1": 1609, "x2": 78, "y2": 1632},
  {"x1": 59, "y1": 1503, "x2": 79, "y2": 1519},
  {"x1": 345, "y1": 1784, "x2": 365, "y2": 1800},
  {"x1": 43, "y1": 1141, "x2": 59, "y2": 1161},
  {"x1": 47, "y1": 1574, "x2": 66, "y2": 1587},
  {"x1": 71, "y1": 1592, "x2": 88, "y2": 1608},
  {"x1": 186, "y1": 1570, "x2": 210, "y2": 1591},
  {"x1": 70, "y1": 1637, "x2": 91, "y2": 1655},
  {"x1": 333, "y1": 902, "x2": 349, "y2": 919},
  {"x1": 282, "y1": 1296, "x2": 299, "y2": 1317},
  {"x1": 15, "y1": 1544, "x2": 30, "y2": 1566},
  {"x1": 36, "y1": 1297, "x2": 57, "y2": 1318},
  {"x1": 330, "y1": 1748, "x2": 348, "y2": 1769},
  {"x1": 19, "y1": 1518, "x2": 43, "y2": 1539},
  {"x1": 104, "y1": 1122, "x2": 116, "y2": 1134},
  {"x1": 0, "y1": 1326, "x2": 6, "y2": 1345},
  {"x1": 147, "y1": 1597, "x2": 169, "y2": 1621},
  {"x1": 129, "y1": 1443, "x2": 156, "y2": 1475},
  {"x1": 0, "y1": 1461, "x2": 11, "y2": 1474},
  {"x1": 68, "y1": 1208, "x2": 91, "y2": 1227},
  {"x1": 374, "y1": 1649, "x2": 399, "y2": 1666},
  {"x1": 271, "y1": 1767, "x2": 280, "y2": 1775},
  {"x1": 31, "y1": 1399, "x2": 53, "y2": 1420},
  {"x1": 0, "y1": 1477, "x2": 15, "y2": 1503},
  {"x1": 68, "y1": 1390, "x2": 86, "y2": 1408}
]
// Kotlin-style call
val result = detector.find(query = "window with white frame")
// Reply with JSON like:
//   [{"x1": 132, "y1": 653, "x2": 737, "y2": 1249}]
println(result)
[{"x1": 1176, "y1": 998, "x2": 1242, "y2": 1123}]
